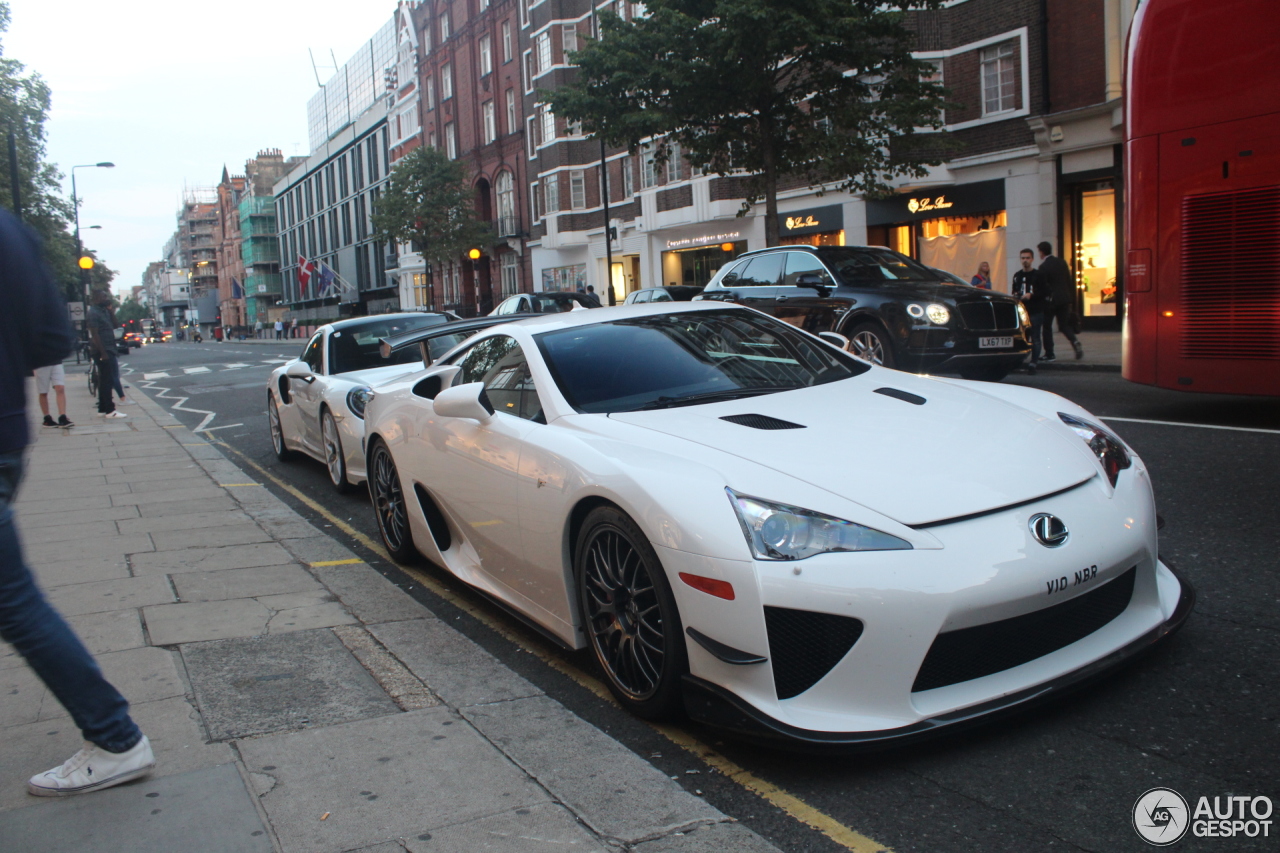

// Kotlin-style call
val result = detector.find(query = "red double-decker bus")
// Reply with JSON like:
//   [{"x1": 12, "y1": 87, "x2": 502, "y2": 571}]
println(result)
[{"x1": 1123, "y1": 0, "x2": 1280, "y2": 395}]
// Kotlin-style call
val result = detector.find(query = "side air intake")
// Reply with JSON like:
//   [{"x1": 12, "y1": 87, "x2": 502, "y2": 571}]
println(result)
[{"x1": 764, "y1": 606, "x2": 864, "y2": 699}]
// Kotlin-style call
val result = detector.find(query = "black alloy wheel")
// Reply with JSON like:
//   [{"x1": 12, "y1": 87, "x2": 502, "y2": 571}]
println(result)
[
  {"x1": 321, "y1": 409, "x2": 351, "y2": 493},
  {"x1": 368, "y1": 439, "x2": 415, "y2": 562},
  {"x1": 846, "y1": 322, "x2": 896, "y2": 368},
  {"x1": 576, "y1": 506, "x2": 687, "y2": 720},
  {"x1": 268, "y1": 395, "x2": 294, "y2": 461}
]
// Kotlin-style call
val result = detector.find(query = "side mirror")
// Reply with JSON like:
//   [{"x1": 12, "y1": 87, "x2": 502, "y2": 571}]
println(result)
[
  {"x1": 285, "y1": 362, "x2": 315, "y2": 383},
  {"x1": 818, "y1": 331, "x2": 850, "y2": 350},
  {"x1": 796, "y1": 273, "x2": 832, "y2": 296},
  {"x1": 432, "y1": 381, "x2": 495, "y2": 423}
]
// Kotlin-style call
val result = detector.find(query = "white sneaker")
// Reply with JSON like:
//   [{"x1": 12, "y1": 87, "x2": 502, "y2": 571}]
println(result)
[
  {"x1": 101, "y1": 411, "x2": 129, "y2": 419},
  {"x1": 28, "y1": 735, "x2": 156, "y2": 796}
]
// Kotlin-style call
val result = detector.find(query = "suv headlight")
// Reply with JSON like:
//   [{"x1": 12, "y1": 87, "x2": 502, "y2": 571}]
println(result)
[
  {"x1": 1017, "y1": 302, "x2": 1030, "y2": 327},
  {"x1": 1058, "y1": 413, "x2": 1131, "y2": 486},
  {"x1": 347, "y1": 386, "x2": 374, "y2": 419},
  {"x1": 925, "y1": 303, "x2": 950, "y2": 325},
  {"x1": 727, "y1": 489, "x2": 911, "y2": 561}
]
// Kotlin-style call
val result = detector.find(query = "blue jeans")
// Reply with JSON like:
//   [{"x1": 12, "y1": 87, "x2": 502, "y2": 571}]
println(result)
[{"x1": 0, "y1": 451, "x2": 141, "y2": 753}]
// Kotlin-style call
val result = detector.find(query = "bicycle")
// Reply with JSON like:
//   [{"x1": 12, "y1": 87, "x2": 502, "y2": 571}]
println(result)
[{"x1": 87, "y1": 358, "x2": 99, "y2": 397}]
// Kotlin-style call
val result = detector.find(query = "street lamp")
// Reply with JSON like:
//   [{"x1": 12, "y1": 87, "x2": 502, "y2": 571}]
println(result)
[{"x1": 71, "y1": 162, "x2": 114, "y2": 298}]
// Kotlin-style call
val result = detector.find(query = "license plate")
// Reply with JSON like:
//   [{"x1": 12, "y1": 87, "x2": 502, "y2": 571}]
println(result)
[{"x1": 979, "y1": 336, "x2": 1013, "y2": 348}]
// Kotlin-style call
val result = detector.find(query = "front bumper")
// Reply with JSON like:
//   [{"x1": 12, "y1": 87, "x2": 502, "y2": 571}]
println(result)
[{"x1": 682, "y1": 562, "x2": 1193, "y2": 752}]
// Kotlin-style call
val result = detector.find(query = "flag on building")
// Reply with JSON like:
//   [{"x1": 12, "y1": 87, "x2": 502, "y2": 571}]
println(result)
[
  {"x1": 231, "y1": 277, "x2": 243, "y2": 299},
  {"x1": 317, "y1": 262, "x2": 337, "y2": 297},
  {"x1": 297, "y1": 255, "x2": 315, "y2": 294}
]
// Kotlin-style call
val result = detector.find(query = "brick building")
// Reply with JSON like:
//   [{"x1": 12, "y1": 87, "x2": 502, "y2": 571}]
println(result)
[{"x1": 215, "y1": 168, "x2": 248, "y2": 332}]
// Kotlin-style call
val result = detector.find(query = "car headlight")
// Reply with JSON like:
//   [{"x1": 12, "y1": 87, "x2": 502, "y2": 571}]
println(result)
[
  {"x1": 1058, "y1": 413, "x2": 1131, "y2": 486},
  {"x1": 347, "y1": 386, "x2": 374, "y2": 419},
  {"x1": 907, "y1": 303, "x2": 925, "y2": 319},
  {"x1": 727, "y1": 489, "x2": 912, "y2": 561},
  {"x1": 1017, "y1": 302, "x2": 1030, "y2": 327},
  {"x1": 925, "y1": 303, "x2": 950, "y2": 325}
]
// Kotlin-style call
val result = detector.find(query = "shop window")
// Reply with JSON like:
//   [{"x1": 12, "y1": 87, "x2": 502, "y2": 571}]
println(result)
[{"x1": 981, "y1": 42, "x2": 1016, "y2": 115}]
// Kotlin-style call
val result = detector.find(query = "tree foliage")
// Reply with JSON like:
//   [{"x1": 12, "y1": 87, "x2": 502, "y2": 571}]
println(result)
[
  {"x1": 0, "y1": 2, "x2": 81, "y2": 286},
  {"x1": 116, "y1": 296, "x2": 148, "y2": 323},
  {"x1": 547, "y1": 0, "x2": 950, "y2": 245},
  {"x1": 371, "y1": 145, "x2": 493, "y2": 269}
]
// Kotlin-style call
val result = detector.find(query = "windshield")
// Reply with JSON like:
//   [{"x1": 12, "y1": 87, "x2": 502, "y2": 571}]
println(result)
[
  {"x1": 329, "y1": 315, "x2": 448, "y2": 374},
  {"x1": 818, "y1": 247, "x2": 944, "y2": 285},
  {"x1": 536, "y1": 309, "x2": 869, "y2": 414}
]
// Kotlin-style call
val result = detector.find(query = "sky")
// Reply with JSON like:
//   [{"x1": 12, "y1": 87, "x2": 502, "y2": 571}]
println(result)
[{"x1": 6, "y1": 0, "x2": 400, "y2": 299}]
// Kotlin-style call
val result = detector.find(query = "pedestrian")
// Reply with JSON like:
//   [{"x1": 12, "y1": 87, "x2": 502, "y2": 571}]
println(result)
[
  {"x1": 111, "y1": 366, "x2": 133, "y2": 406},
  {"x1": 1011, "y1": 248, "x2": 1048, "y2": 374},
  {"x1": 86, "y1": 289, "x2": 126, "y2": 419},
  {"x1": 0, "y1": 208, "x2": 155, "y2": 796},
  {"x1": 274, "y1": 319, "x2": 283, "y2": 340},
  {"x1": 255, "y1": 320, "x2": 263, "y2": 339},
  {"x1": 584, "y1": 285, "x2": 602, "y2": 307},
  {"x1": 970, "y1": 261, "x2": 992, "y2": 290},
  {"x1": 1037, "y1": 241, "x2": 1084, "y2": 361},
  {"x1": 34, "y1": 363, "x2": 73, "y2": 428}
]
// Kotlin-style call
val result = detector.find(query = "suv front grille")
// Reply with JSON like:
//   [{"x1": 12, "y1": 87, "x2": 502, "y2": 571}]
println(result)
[
  {"x1": 958, "y1": 301, "x2": 1019, "y2": 331},
  {"x1": 912, "y1": 566, "x2": 1136, "y2": 692},
  {"x1": 764, "y1": 606, "x2": 864, "y2": 700}
]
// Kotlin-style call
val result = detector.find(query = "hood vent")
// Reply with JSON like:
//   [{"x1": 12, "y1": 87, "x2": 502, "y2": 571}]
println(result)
[
  {"x1": 719, "y1": 413, "x2": 806, "y2": 430},
  {"x1": 874, "y1": 387, "x2": 926, "y2": 405}
]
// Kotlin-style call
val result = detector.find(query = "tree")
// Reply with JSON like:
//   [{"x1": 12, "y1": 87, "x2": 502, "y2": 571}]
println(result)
[
  {"x1": 371, "y1": 146, "x2": 493, "y2": 271},
  {"x1": 116, "y1": 297, "x2": 148, "y2": 323},
  {"x1": 0, "y1": 1, "x2": 76, "y2": 276},
  {"x1": 546, "y1": 0, "x2": 950, "y2": 246}
]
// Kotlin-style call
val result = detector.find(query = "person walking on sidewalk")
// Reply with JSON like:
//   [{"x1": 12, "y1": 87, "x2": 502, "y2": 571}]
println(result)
[
  {"x1": 1012, "y1": 248, "x2": 1048, "y2": 373},
  {"x1": 1038, "y1": 241, "x2": 1084, "y2": 361},
  {"x1": 0, "y1": 208, "x2": 155, "y2": 796},
  {"x1": 86, "y1": 289, "x2": 126, "y2": 419},
  {"x1": 34, "y1": 363, "x2": 73, "y2": 428}
]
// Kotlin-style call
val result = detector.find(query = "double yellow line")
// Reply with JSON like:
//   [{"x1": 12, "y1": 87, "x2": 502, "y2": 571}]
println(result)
[{"x1": 212, "y1": 439, "x2": 892, "y2": 853}]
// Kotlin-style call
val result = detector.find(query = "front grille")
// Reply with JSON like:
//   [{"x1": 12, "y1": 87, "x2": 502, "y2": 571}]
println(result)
[
  {"x1": 912, "y1": 566, "x2": 1136, "y2": 692},
  {"x1": 720, "y1": 414, "x2": 805, "y2": 430},
  {"x1": 957, "y1": 300, "x2": 1019, "y2": 331},
  {"x1": 1180, "y1": 185, "x2": 1280, "y2": 360},
  {"x1": 764, "y1": 606, "x2": 864, "y2": 699}
]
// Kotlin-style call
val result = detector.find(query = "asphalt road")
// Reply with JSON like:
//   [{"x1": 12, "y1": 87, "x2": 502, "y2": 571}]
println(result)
[{"x1": 113, "y1": 340, "x2": 1280, "y2": 853}]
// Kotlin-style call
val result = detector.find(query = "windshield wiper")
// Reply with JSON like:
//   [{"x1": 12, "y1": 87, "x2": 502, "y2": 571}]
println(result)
[{"x1": 634, "y1": 386, "x2": 789, "y2": 411}]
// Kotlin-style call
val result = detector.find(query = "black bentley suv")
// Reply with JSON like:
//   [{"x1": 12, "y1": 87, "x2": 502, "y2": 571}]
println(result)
[{"x1": 697, "y1": 245, "x2": 1031, "y2": 381}]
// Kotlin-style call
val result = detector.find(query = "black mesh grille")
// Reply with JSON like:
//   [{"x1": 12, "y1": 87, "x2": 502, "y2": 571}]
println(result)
[
  {"x1": 913, "y1": 566, "x2": 1136, "y2": 692},
  {"x1": 958, "y1": 301, "x2": 1019, "y2": 331},
  {"x1": 764, "y1": 606, "x2": 864, "y2": 699},
  {"x1": 720, "y1": 414, "x2": 805, "y2": 430}
]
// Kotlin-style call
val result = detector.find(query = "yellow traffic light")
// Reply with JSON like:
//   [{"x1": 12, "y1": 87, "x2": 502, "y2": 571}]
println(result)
[
  {"x1": 468, "y1": 248, "x2": 481, "y2": 260},
  {"x1": 78, "y1": 256, "x2": 95, "y2": 270}
]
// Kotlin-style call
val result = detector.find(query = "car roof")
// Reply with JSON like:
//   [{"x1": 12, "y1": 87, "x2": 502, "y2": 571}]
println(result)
[
  {"x1": 379, "y1": 313, "x2": 540, "y2": 356},
  {"x1": 328, "y1": 312, "x2": 452, "y2": 333}
]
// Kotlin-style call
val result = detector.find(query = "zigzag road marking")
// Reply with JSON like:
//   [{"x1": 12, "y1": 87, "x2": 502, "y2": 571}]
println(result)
[
  {"x1": 183, "y1": 366, "x2": 211, "y2": 374},
  {"x1": 122, "y1": 367, "x2": 221, "y2": 433}
]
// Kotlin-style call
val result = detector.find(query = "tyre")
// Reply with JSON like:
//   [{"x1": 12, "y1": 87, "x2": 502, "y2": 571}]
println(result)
[
  {"x1": 846, "y1": 322, "x2": 896, "y2": 368},
  {"x1": 958, "y1": 365, "x2": 1011, "y2": 382},
  {"x1": 268, "y1": 394, "x2": 295, "y2": 461},
  {"x1": 576, "y1": 506, "x2": 687, "y2": 720},
  {"x1": 368, "y1": 438, "x2": 416, "y2": 563},
  {"x1": 87, "y1": 362, "x2": 99, "y2": 397},
  {"x1": 321, "y1": 408, "x2": 351, "y2": 493}
]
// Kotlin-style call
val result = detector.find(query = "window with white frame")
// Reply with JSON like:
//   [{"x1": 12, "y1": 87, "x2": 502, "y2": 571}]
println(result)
[
  {"x1": 440, "y1": 12, "x2": 450, "y2": 42},
  {"x1": 981, "y1": 42, "x2": 1016, "y2": 115},
  {"x1": 544, "y1": 174, "x2": 559, "y2": 213},
  {"x1": 496, "y1": 171, "x2": 515, "y2": 235},
  {"x1": 505, "y1": 89, "x2": 516, "y2": 135},
  {"x1": 536, "y1": 31, "x2": 551, "y2": 74},
  {"x1": 500, "y1": 252, "x2": 518, "y2": 297},
  {"x1": 479, "y1": 35, "x2": 492, "y2": 75},
  {"x1": 441, "y1": 63, "x2": 453, "y2": 99},
  {"x1": 539, "y1": 104, "x2": 555, "y2": 145},
  {"x1": 482, "y1": 101, "x2": 496, "y2": 144},
  {"x1": 523, "y1": 51, "x2": 533, "y2": 92},
  {"x1": 526, "y1": 116, "x2": 537, "y2": 157},
  {"x1": 622, "y1": 155, "x2": 633, "y2": 197},
  {"x1": 445, "y1": 123, "x2": 457, "y2": 159},
  {"x1": 445, "y1": 262, "x2": 461, "y2": 305},
  {"x1": 422, "y1": 23, "x2": 431, "y2": 54},
  {"x1": 425, "y1": 75, "x2": 435, "y2": 110},
  {"x1": 502, "y1": 20, "x2": 512, "y2": 63},
  {"x1": 398, "y1": 107, "x2": 419, "y2": 141},
  {"x1": 530, "y1": 181, "x2": 541, "y2": 221},
  {"x1": 397, "y1": 43, "x2": 415, "y2": 94},
  {"x1": 428, "y1": 130, "x2": 437, "y2": 149},
  {"x1": 569, "y1": 170, "x2": 586, "y2": 209},
  {"x1": 641, "y1": 145, "x2": 657, "y2": 189},
  {"x1": 562, "y1": 24, "x2": 577, "y2": 55},
  {"x1": 665, "y1": 142, "x2": 683, "y2": 183}
]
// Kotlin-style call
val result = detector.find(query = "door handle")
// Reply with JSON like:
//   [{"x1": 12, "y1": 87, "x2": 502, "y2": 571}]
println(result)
[{"x1": 775, "y1": 296, "x2": 788, "y2": 302}]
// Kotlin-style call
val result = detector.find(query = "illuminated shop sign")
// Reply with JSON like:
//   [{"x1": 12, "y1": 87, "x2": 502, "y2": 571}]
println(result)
[
  {"x1": 907, "y1": 196, "x2": 954, "y2": 213},
  {"x1": 866, "y1": 179, "x2": 1006, "y2": 226},
  {"x1": 778, "y1": 204, "x2": 843, "y2": 237},
  {"x1": 665, "y1": 231, "x2": 742, "y2": 250}
]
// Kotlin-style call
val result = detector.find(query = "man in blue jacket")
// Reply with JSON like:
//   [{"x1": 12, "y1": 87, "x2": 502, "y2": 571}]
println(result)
[{"x1": 0, "y1": 208, "x2": 154, "y2": 795}]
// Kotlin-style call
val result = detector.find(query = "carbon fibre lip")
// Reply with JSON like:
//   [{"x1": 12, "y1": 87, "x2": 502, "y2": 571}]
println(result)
[{"x1": 681, "y1": 562, "x2": 1194, "y2": 753}]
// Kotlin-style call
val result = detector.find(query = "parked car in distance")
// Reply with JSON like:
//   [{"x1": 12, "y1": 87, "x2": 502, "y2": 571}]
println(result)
[
  {"x1": 491, "y1": 291, "x2": 599, "y2": 315},
  {"x1": 360, "y1": 302, "x2": 1191, "y2": 748},
  {"x1": 123, "y1": 332, "x2": 144, "y2": 348},
  {"x1": 699, "y1": 245, "x2": 1031, "y2": 382},
  {"x1": 624, "y1": 285, "x2": 705, "y2": 304}
]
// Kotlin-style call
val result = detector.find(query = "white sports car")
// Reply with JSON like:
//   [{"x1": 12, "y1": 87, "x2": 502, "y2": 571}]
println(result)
[
  {"x1": 267, "y1": 313, "x2": 459, "y2": 492},
  {"x1": 362, "y1": 302, "x2": 1193, "y2": 747}
]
